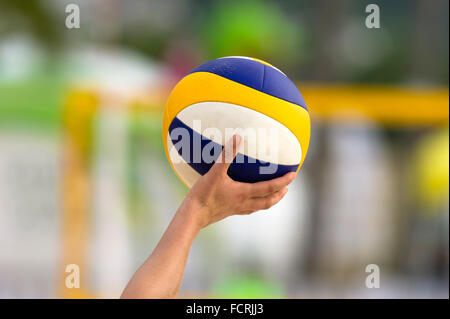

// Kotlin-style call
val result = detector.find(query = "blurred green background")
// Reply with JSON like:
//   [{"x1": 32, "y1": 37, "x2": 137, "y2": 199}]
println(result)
[{"x1": 0, "y1": 0, "x2": 448, "y2": 298}]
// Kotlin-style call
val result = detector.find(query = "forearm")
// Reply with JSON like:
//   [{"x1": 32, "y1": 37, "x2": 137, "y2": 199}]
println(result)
[{"x1": 120, "y1": 198, "x2": 203, "y2": 298}]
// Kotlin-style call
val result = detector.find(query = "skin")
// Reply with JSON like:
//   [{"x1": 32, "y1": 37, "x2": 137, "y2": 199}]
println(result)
[{"x1": 120, "y1": 135, "x2": 297, "y2": 298}]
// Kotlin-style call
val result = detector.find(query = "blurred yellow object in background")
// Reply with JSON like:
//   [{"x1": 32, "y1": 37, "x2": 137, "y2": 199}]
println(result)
[
  {"x1": 413, "y1": 128, "x2": 449, "y2": 210},
  {"x1": 60, "y1": 89, "x2": 99, "y2": 298},
  {"x1": 302, "y1": 85, "x2": 449, "y2": 126}
]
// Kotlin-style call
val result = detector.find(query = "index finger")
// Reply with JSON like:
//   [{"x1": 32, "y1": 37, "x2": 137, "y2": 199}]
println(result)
[{"x1": 209, "y1": 134, "x2": 241, "y2": 176}]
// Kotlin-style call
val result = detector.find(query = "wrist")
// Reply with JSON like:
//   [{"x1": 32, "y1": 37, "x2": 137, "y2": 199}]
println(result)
[{"x1": 177, "y1": 195, "x2": 209, "y2": 233}]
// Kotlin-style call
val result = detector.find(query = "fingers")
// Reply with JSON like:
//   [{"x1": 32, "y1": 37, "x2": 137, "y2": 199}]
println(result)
[
  {"x1": 210, "y1": 134, "x2": 241, "y2": 175},
  {"x1": 243, "y1": 187, "x2": 288, "y2": 212},
  {"x1": 246, "y1": 171, "x2": 297, "y2": 197}
]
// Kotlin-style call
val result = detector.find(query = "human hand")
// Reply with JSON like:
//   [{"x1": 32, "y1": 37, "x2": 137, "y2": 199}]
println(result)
[{"x1": 183, "y1": 135, "x2": 297, "y2": 229}]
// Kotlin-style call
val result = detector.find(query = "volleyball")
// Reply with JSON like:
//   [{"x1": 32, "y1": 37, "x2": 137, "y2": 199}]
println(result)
[{"x1": 162, "y1": 56, "x2": 310, "y2": 188}]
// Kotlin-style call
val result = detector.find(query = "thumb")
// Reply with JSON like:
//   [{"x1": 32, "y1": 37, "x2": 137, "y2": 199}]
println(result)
[{"x1": 211, "y1": 134, "x2": 241, "y2": 175}]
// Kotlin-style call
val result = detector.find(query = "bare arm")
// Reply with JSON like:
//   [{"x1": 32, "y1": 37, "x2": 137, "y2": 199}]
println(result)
[{"x1": 120, "y1": 135, "x2": 297, "y2": 298}]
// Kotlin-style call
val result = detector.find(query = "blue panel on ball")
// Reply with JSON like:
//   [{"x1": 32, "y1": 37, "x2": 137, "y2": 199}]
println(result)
[
  {"x1": 262, "y1": 64, "x2": 308, "y2": 111},
  {"x1": 188, "y1": 57, "x2": 307, "y2": 110},
  {"x1": 169, "y1": 117, "x2": 299, "y2": 183}
]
